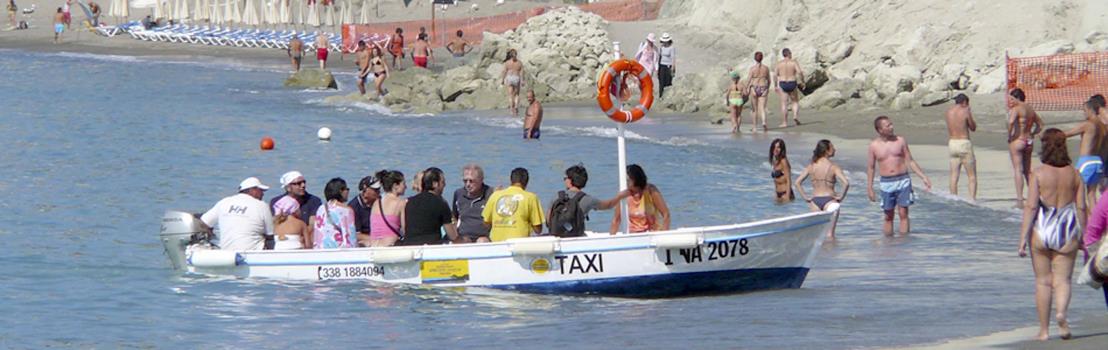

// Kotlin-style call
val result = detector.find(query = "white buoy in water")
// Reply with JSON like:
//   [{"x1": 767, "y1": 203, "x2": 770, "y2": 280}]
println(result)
[{"x1": 317, "y1": 127, "x2": 332, "y2": 141}]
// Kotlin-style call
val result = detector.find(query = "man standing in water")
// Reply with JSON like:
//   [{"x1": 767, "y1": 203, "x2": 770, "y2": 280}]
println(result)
[
  {"x1": 1007, "y1": 88, "x2": 1043, "y2": 208},
  {"x1": 945, "y1": 94, "x2": 978, "y2": 201},
  {"x1": 354, "y1": 40, "x2": 371, "y2": 95},
  {"x1": 53, "y1": 8, "x2": 64, "y2": 44},
  {"x1": 524, "y1": 90, "x2": 542, "y2": 140},
  {"x1": 287, "y1": 36, "x2": 303, "y2": 72},
  {"x1": 774, "y1": 48, "x2": 805, "y2": 128},
  {"x1": 867, "y1": 116, "x2": 932, "y2": 235}
]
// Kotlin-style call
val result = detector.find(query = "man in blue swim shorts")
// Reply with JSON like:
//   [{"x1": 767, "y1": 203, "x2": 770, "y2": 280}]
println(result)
[
  {"x1": 53, "y1": 7, "x2": 65, "y2": 44},
  {"x1": 523, "y1": 90, "x2": 543, "y2": 140},
  {"x1": 867, "y1": 116, "x2": 932, "y2": 236}
]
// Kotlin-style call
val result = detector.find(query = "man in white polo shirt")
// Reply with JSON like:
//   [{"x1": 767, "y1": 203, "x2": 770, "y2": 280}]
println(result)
[{"x1": 200, "y1": 177, "x2": 275, "y2": 251}]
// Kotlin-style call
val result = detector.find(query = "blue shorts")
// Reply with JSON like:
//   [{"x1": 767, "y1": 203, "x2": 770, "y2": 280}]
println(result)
[
  {"x1": 1078, "y1": 155, "x2": 1104, "y2": 185},
  {"x1": 55, "y1": 23, "x2": 65, "y2": 34},
  {"x1": 524, "y1": 127, "x2": 540, "y2": 139},
  {"x1": 879, "y1": 173, "x2": 914, "y2": 211}
]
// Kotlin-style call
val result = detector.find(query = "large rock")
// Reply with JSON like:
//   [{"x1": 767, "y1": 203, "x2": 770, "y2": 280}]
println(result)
[
  {"x1": 970, "y1": 67, "x2": 1006, "y2": 94},
  {"x1": 285, "y1": 68, "x2": 338, "y2": 89},
  {"x1": 867, "y1": 64, "x2": 922, "y2": 98}
]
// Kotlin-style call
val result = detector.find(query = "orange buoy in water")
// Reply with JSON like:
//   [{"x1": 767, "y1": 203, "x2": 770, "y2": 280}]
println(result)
[{"x1": 260, "y1": 137, "x2": 275, "y2": 150}]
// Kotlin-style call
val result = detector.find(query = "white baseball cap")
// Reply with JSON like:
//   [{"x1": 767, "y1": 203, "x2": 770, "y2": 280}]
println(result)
[
  {"x1": 280, "y1": 171, "x2": 305, "y2": 188},
  {"x1": 239, "y1": 177, "x2": 270, "y2": 191}
]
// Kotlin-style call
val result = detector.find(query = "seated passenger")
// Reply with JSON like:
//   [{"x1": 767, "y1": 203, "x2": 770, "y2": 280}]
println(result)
[
  {"x1": 369, "y1": 170, "x2": 406, "y2": 247},
  {"x1": 349, "y1": 175, "x2": 381, "y2": 247},
  {"x1": 452, "y1": 163, "x2": 494, "y2": 243},
  {"x1": 272, "y1": 196, "x2": 310, "y2": 249},
  {"x1": 547, "y1": 164, "x2": 629, "y2": 237},
  {"x1": 402, "y1": 167, "x2": 460, "y2": 245},
  {"x1": 199, "y1": 177, "x2": 274, "y2": 251},
  {"x1": 610, "y1": 164, "x2": 670, "y2": 234},
  {"x1": 483, "y1": 167, "x2": 545, "y2": 241},
  {"x1": 311, "y1": 178, "x2": 357, "y2": 249}
]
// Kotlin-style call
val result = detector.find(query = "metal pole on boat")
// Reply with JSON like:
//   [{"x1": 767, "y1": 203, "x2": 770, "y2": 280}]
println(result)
[{"x1": 612, "y1": 41, "x2": 630, "y2": 235}]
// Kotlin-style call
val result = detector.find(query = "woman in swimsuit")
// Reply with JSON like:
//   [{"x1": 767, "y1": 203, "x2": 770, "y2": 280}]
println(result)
[
  {"x1": 370, "y1": 45, "x2": 390, "y2": 98},
  {"x1": 272, "y1": 196, "x2": 310, "y2": 250},
  {"x1": 1019, "y1": 128, "x2": 1085, "y2": 341},
  {"x1": 1008, "y1": 88, "x2": 1044, "y2": 208},
  {"x1": 502, "y1": 49, "x2": 525, "y2": 117},
  {"x1": 794, "y1": 140, "x2": 850, "y2": 239},
  {"x1": 610, "y1": 164, "x2": 670, "y2": 234},
  {"x1": 724, "y1": 71, "x2": 749, "y2": 133},
  {"x1": 312, "y1": 178, "x2": 358, "y2": 249},
  {"x1": 746, "y1": 51, "x2": 771, "y2": 132},
  {"x1": 769, "y1": 139, "x2": 794, "y2": 203},
  {"x1": 369, "y1": 170, "x2": 407, "y2": 247}
]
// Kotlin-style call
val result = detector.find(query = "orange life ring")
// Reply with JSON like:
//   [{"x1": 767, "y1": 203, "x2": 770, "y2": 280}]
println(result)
[{"x1": 596, "y1": 59, "x2": 654, "y2": 123}]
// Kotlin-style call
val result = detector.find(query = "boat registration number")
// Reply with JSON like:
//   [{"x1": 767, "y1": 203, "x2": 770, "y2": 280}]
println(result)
[
  {"x1": 663, "y1": 238, "x2": 749, "y2": 265},
  {"x1": 317, "y1": 264, "x2": 384, "y2": 280}
]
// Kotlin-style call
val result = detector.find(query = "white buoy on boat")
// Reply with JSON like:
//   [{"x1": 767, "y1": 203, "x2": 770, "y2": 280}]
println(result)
[{"x1": 317, "y1": 127, "x2": 332, "y2": 141}]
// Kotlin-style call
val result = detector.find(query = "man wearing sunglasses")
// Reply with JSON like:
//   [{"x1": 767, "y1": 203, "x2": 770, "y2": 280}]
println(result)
[
  {"x1": 452, "y1": 163, "x2": 494, "y2": 243},
  {"x1": 270, "y1": 170, "x2": 324, "y2": 227}
]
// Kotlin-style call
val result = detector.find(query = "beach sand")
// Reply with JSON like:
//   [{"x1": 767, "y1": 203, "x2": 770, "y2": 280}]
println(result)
[{"x1": 2, "y1": 0, "x2": 1103, "y2": 348}]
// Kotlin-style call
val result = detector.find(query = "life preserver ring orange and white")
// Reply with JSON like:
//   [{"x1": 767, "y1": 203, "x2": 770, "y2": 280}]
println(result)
[{"x1": 596, "y1": 59, "x2": 654, "y2": 123}]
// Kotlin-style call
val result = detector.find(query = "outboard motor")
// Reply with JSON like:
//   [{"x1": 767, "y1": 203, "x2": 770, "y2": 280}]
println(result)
[{"x1": 160, "y1": 210, "x2": 208, "y2": 270}]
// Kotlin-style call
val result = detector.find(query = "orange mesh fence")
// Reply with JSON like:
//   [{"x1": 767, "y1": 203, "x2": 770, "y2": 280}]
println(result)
[
  {"x1": 341, "y1": 0, "x2": 664, "y2": 53},
  {"x1": 1007, "y1": 52, "x2": 1108, "y2": 111}
]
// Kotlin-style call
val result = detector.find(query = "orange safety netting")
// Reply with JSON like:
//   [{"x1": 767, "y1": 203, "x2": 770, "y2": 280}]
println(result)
[
  {"x1": 340, "y1": 0, "x2": 664, "y2": 53},
  {"x1": 1007, "y1": 52, "x2": 1108, "y2": 111}
]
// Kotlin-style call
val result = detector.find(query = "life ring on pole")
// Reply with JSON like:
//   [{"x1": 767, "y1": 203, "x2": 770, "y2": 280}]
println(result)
[{"x1": 597, "y1": 59, "x2": 654, "y2": 123}]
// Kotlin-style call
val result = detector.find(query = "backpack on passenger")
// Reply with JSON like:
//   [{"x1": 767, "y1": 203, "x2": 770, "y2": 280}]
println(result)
[{"x1": 548, "y1": 190, "x2": 587, "y2": 237}]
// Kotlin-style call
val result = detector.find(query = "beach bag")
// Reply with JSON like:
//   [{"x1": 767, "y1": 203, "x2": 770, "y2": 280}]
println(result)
[
  {"x1": 548, "y1": 191, "x2": 587, "y2": 238},
  {"x1": 1077, "y1": 240, "x2": 1108, "y2": 289}
]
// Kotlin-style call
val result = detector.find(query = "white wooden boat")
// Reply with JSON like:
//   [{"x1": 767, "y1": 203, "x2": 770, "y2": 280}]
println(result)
[{"x1": 160, "y1": 208, "x2": 833, "y2": 298}]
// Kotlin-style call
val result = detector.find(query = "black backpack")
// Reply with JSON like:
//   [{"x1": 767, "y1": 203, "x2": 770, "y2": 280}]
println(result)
[{"x1": 548, "y1": 191, "x2": 587, "y2": 237}]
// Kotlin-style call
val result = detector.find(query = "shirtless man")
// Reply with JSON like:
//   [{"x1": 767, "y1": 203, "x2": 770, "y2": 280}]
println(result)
[
  {"x1": 288, "y1": 36, "x2": 304, "y2": 72},
  {"x1": 1064, "y1": 94, "x2": 1108, "y2": 211},
  {"x1": 315, "y1": 32, "x2": 329, "y2": 70},
  {"x1": 774, "y1": 48, "x2": 805, "y2": 128},
  {"x1": 410, "y1": 33, "x2": 432, "y2": 69},
  {"x1": 389, "y1": 27, "x2": 405, "y2": 69},
  {"x1": 1007, "y1": 88, "x2": 1044, "y2": 208},
  {"x1": 867, "y1": 116, "x2": 932, "y2": 235},
  {"x1": 746, "y1": 51, "x2": 771, "y2": 132},
  {"x1": 945, "y1": 93, "x2": 978, "y2": 201},
  {"x1": 354, "y1": 41, "x2": 371, "y2": 95},
  {"x1": 53, "y1": 8, "x2": 64, "y2": 44},
  {"x1": 795, "y1": 140, "x2": 850, "y2": 239},
  {"x1": 524, "y1": 90, "x2": 542, "y2": 140},
  {"x1": 502, "y1": 49, "x2": 525, "y2": 117},
  {"x1": 446, "y1": 30, "x2": 472, "y2": 58}
]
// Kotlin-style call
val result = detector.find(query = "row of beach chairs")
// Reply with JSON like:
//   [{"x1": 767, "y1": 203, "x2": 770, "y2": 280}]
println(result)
[{"x1": 104, "y1": 23, "x2": 342, "y2": 51}]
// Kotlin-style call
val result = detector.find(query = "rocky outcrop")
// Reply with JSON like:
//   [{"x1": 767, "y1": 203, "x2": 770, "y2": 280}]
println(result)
[{"x1": 285, "y1": 68, "x2": 338, "y2": 89}]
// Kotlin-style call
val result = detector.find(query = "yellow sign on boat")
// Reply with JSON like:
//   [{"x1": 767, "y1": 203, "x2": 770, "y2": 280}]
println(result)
[{"x1": 420, "y1": 260, "x2": 470, "y2": 284}]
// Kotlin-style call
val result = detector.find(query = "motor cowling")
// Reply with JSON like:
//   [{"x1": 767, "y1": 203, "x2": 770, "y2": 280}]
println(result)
[{"x1": 160, "y1": 210, "x2": 206, "y2": 270}]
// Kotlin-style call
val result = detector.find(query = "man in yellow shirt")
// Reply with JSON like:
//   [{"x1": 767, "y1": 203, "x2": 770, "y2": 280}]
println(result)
[{"x1": 482, "y1": 168, "x2": 545, "y2": 241}]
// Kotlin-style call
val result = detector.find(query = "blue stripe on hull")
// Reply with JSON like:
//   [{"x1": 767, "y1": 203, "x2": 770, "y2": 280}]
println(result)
[{"x1": 484, "y1": 267, "x2": 810, "y2": 298}]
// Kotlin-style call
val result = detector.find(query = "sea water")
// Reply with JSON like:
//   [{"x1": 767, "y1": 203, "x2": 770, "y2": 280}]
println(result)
[{"x1": 0, "y1": 49, "x2": 1102, "y2": 349}]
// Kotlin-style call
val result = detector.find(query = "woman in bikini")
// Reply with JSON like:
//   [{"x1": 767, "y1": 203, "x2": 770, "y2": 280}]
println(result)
[
  {"x1": 794, "y1": 140, "x2": 850, "y2": 239},
  {"x1": 1019, "y1": 128, "x2": 1085, "y2": 341},
  {"x1": 724, "y1": 71, "x2": 749, "y2": 133},
  {"x1": 746, "y1": 51, "x2": 771, "y2": 132},
  {"x1": 769, "y1": 139, "x2": 794, "y2": 203},
  {"x1": 369, "y1": 170, "x2": 406, "y2": 247},
  {"x1": 502, "y1": 49, "x2": 525, "y2": 117},
  {"x1": 370, "y1": 45, "x2": 390, "y2": 98},
  {"x1": 610, "y1": 164, "x2": 670, "y2": 234},
  {"x1": 272, "y1": 196, "x2": 310, "y2": 249},
  {"x1": 1008, "y1": 88, "x2": 1044, "y2": 208},
  {"x1": 312, "y1": 178, "x2": 357, "y2": 249}
]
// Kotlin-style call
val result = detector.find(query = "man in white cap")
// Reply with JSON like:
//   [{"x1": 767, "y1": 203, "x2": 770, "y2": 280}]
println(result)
[
  {"x1": 270, "y1": 171, "x2": 323, "y2": 225},
  {"x1": 657, "y1": 32, "x2": 676, "y2": 98},
  {"x1": 200, "y1": 177, "x2": 275, "y2": 251}
]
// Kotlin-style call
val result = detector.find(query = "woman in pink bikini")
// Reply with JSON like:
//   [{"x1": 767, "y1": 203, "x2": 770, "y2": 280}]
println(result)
[{"x1": 369, "y1": 170, "x2": 407, "y2": 247}]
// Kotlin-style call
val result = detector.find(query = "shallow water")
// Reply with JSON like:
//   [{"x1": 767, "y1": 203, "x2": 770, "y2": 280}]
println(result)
[{"x1": 0, "y1": 49, "x2": 1102, "y2": 349}]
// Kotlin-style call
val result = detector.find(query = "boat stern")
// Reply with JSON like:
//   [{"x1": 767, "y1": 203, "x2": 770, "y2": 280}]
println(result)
[{"x1": 160, "y1": 210, "x2": 204, "y2": 270}]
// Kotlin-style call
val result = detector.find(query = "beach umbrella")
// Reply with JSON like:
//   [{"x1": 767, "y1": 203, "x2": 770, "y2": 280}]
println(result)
[
  {"x1": 295, "y1": 0, "x2": 304, "y2": 25},
  {"x1": 121, "y1": 0, "x2": 130, "y2": 18},
  {"x1": 222, "y1": 0, "x2": 232, "y2": 24},
  {"x1": 338, "y1": 0, "x2": 349, "y2": 26},
  {"x1": 194, "y1": 0, "x2": 207, "y2": 21},
  {"x1": 322, "y1": 2, "x2": 334, "y2": 27},
  {"x1": 306, "y1": 2, "x2": 319, "y2": 27},
  {"x1": 154, "y1": 0, "x2": 166, "y2": 20},
  {"x1": 231, "y1": 0, "x2": 242, "y2": 24},
  {"x1": 176, "y1": 0, "x2": 190, "y2": 21},
  {"x1": 279, "y1": 0, "x2": 289, "y2": 24},
  {"x1": 241, "y1": 0, "x2": 259, "y2": 26},
  {"x1": 210, "y1": 0, "x2": 222, "y2": 24},
  {"x1": 261, "y1": 0, "x2": 273, "y2": 25},
  {"x1": 357, "y1": 0, "x2": 369, "y2": 24}
]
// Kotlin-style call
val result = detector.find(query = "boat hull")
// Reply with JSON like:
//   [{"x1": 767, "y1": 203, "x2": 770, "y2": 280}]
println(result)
[{"x1": 175, "y1": 210, "x2": 832, "y2": 298}]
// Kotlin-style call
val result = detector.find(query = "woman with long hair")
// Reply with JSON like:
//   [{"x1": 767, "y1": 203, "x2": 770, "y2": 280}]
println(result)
[
  {"x1": 369, "y1": 170, "x2": 407, "y2": 247},
  {"x1": 794, "y1": 140, "x2": 850, "y2": 238},
  {"x1": 501, "y1": 48, "x2": 525, "y2": 116},
  {"x1": 769, "y1": 138, "x2": 794, "y2": 203},
  {"x1": 312, "y1": 178, "x2": 357, "y2": 249},
  {"x1": 369, "y1": 45, "x2": 390, "y2": 98},
  {"x1": 1019, "y1": 128, "x2": 1085, "y2": 341},
  {"x1": 610, "y1": 164, "x2": 670, "y2": 234}
]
